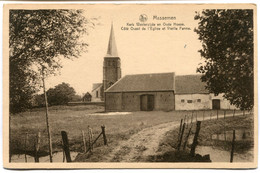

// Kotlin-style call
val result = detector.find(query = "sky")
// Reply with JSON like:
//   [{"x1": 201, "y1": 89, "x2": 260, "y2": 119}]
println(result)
[{"x1": 46, "y1": 4, "x2": 204, "y2": 95}]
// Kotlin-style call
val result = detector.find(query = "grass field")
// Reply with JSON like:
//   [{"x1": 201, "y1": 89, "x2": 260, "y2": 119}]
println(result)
[{"x1": 10, "y1": 105, "x2": 244, "y2": 161}]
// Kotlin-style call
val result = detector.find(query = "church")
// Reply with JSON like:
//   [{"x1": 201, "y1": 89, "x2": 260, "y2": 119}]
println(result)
[{"x1": 91, "y1": 24, "x2": 236, "y2": 111}]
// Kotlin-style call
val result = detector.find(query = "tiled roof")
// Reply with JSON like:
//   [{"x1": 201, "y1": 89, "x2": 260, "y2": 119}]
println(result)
[
  {"x1": 92, "y1": 83, "x2": 103, "y2": 92},
  {"x1": 105, "y1": 72, "x2": 175, "y2": 92},
  {"x1": 175, "y1": 75, "x2": 209, "y2": 94}
]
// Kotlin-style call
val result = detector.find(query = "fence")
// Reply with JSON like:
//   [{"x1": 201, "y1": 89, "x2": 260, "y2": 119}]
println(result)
[
  {"x1": 175, "y1": 109, "x2": 253, "y2": 162},
  {"x1": 10, "y1": 125, "x2": 108, "y2": 163}
]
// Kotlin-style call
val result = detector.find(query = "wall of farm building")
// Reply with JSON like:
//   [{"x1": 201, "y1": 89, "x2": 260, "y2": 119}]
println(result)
[
  {"x1": 175, "y1": 94, "x2": 211, "y2": 110},
  {"x1": 175, "y1": 93, "x2": 237, "y2": 110},
  {"x1": 105, "y1": 91, "x2": 175, "y2": 112},
  {"x1": 210, "y1": 94, "x2": 238, "y2": 110}
]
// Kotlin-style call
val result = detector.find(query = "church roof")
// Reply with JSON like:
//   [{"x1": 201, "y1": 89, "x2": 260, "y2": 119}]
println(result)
[
  {"x1": 105, "y1": 72, "x2": 175, "y2": 92},
  {"x1": 105, "y1": 23, "x2": 118, "y2": 57},
  {"x1": 92, "y1": 83, "x2": 103, "y2": 92},
  {"x1": 175, "y1": 75, "x2": 209, "y2": 94}
]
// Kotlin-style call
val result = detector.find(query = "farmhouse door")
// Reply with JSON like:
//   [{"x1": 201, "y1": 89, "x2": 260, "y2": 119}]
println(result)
[
  {"x1": 140, "y1": 95, "x2": 147, "y2": 111},
  {"x1": 147, "y1": 95, "x2": 154, "y2": 111},
  {"x1": 212, "y1": 99, "x2": 220, "y2": 110},
  {"x1": 140, "y1": 94, "x2": 154, "y2": 111}
]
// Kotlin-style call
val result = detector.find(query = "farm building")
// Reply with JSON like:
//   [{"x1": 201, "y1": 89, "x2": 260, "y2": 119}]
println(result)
[
  {"x1": 105, "y1": 73, "x2": 236, "y2": 111},
  {"x1": 105, "y1": 73, "x2": 175, "y2": 111},
  {"x1": 175, "y1": 75, "x2": 237, "y2": 110}
]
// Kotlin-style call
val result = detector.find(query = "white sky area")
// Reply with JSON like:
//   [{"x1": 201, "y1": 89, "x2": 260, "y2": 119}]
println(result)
[{"x1": 46, "y1": 5, "x2": 203, "y2": 95}]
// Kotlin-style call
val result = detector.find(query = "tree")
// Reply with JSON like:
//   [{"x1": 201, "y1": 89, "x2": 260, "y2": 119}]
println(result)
[
  {"x1": 9, "y1": 9, "x2": 93, "y2": 113},
  {"x1": 194, "y1": 9, "x2": 254, "y2": 110},
  {"x1": 9, "y1": 9, "x2": 94, "y2": 162},
  {"x1": 47, "y1": 83, "x2": 76, "y2": 105}
]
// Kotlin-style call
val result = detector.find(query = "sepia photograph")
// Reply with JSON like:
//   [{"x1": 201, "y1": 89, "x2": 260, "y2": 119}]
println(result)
[{"x1": 2, "y1": 3, "x2": 257, "y2": 169}]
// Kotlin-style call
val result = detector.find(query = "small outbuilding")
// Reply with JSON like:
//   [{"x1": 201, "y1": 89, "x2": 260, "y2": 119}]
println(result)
[{"x1": 105, "y1": 72, "x2": 175, "y2": 111}]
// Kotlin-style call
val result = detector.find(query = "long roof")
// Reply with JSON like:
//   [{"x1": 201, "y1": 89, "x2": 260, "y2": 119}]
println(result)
[
  {"x1": 105, "y1": 73, "x2": 209, "y2": 94},
  {"x1": 175, "y1": 75, "x2": 209, "y2": 94},
  {"x1": 105, "y1": 72, "x2": 175, "y2": 92}
]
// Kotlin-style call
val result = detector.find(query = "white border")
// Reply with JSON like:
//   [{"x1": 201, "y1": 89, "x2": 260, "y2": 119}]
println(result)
[{"x1": 0, "y1": 1, "x2": 259, "y2": 172}]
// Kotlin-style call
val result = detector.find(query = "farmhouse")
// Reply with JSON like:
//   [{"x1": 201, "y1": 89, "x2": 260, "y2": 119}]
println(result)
[
  {"x1": 91, "y1": 24, "x2": 236, "y2": 111},
  {"x1": 105, "y1": 73, "x2": 236, "y2": 111}
]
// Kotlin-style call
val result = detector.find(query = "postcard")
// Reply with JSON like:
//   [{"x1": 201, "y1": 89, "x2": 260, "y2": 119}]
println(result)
[{"x1": 2, "y1": 3, "x2": 257, "y2": 169}]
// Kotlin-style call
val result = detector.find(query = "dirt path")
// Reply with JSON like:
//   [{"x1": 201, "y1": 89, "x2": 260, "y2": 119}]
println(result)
[{"x1": 103, "y1": 122, "x2": 179, "y2": 162}]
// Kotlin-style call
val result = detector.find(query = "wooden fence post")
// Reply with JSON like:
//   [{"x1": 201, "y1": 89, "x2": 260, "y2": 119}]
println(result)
[
  {"x1": 178, "y1": 119, "x2": 183, "y2": 141},
  {"x1": 61, "y1": 131, "x2": 72, "y2": 162},
  {"x1": 190, "y1": 121, "x2": 201, "y2": 157},
  {"x1": 203, "y1": 110, "x2": 205, "y2": 121},
  {"x1": 81, "y1": 130, "x2": 87, "y2": 153},
  {"x1": 183, "y1": 124, "x2": 193, "y2": 150},
  {"x1": 88, "y1": 126, "x2": 93, "y2": 151},
  {"x1": 24, "y1": 133, "x2": 28, "y2": 163},
  {"x1": 177, "y1": 122, "x2": 186, "y2": 151},
  {"x1": 230, "y1": 130, "x2": 236, "y2": 162},
  {"x1": 217, "y1": 110, "x2": 219, "y2": 120},
  {"x1": 243, "y1": 110, "x2": 245, "y2": 116},
  {"x1": 196, "y1": 112, "x2": 197, "y2": 122},
  {"x1": 191, "y1": 111, "x2": 193, "y2": 124},
  {"x1": 233, "y1": 109, "x2": 236, "y2": 118},
  {"x1": 34, "y1": 132, "x2": 41, "y2": 162},
  {"x1": 224, "y1": 110, "x2": 226, "y2": 119},
  {"x1": 210, "y1": 112, "x2": 212, "y2": 120},
  {"x1": 101, "y1": 126, "x2": 107, "y2": 145}
]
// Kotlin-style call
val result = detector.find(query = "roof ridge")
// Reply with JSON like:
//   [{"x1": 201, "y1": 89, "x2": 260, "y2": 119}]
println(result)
[
  {"x1": 176, "y1": 74, "x2": 202, "y2": 77},
  {"x1": 105, "y1": 75, "x2": 126, "y2": 92},
  {"x1": 124, "y1": 72, "x2": 175, "y2": 76}
]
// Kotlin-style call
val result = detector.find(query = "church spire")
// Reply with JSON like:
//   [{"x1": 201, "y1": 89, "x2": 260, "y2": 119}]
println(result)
[{"x1": 106, "y1": 23, "x2": 118, "y2": 57}]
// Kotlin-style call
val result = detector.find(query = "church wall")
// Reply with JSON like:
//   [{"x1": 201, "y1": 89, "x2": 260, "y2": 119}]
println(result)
[
  {"x1": 103, "y1": 57, "x2": 121, "y2": 91},
  {"x1": 91, "y1": 86, "x2": 103, "y2": 102},
  {"x1": 105, "y1": 91, "x2": 175, "y2": 112}
]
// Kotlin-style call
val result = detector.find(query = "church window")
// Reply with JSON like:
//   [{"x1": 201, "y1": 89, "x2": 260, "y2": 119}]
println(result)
[
  {"x1": 108, "y1": 82, "x2": 114, "y2": 87},
  {"x1": 187, "y1": 100, "x2": 192, "y2": 103},
  {"x1": 181, "y1": 99, "x2": 185, "y2": 103}
]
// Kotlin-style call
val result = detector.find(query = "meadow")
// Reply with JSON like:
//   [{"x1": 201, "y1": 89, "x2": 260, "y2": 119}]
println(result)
[{"x1": 10, "y1": 104, "x2": 243, "y2": 161}]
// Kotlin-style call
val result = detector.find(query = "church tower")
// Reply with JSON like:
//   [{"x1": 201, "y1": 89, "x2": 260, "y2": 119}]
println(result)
[{"x1": 103, "y1": 24, "x2": 121, "y2": 93}]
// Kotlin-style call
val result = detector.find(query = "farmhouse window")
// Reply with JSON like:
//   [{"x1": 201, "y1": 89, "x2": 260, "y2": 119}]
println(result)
[
  {"x1": 197, "y1": 99, "x2": 201, "y2": 102},
  {"x1": 181, "y1": 99, "x2": 185, "y2": 103},
  {"x1": 187, "y1": 100, "x2": 192, "y2": 103},
  {"x1": 96, "y1": 91, "x2": 98, "y2": 97}
]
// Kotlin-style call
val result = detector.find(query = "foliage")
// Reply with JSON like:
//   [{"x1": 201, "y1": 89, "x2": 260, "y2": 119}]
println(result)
[
  {"x1": 194, "y1": 9, "x2": 254, "y2": 110},
  {"x1": 9, "y1": 10, "x2": 92, "y2": 113},
  {"x1": 71, "y1": 95, "x2": 83, "y2": 102},
  {"x1": 47, "y1": 83, "x2": 76, "y2": 106}
]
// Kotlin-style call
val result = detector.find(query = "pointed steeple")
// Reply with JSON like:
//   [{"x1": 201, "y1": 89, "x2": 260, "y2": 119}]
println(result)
[{"x1": 106, "y1": 23, "x2": 118, "y2": 57}]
